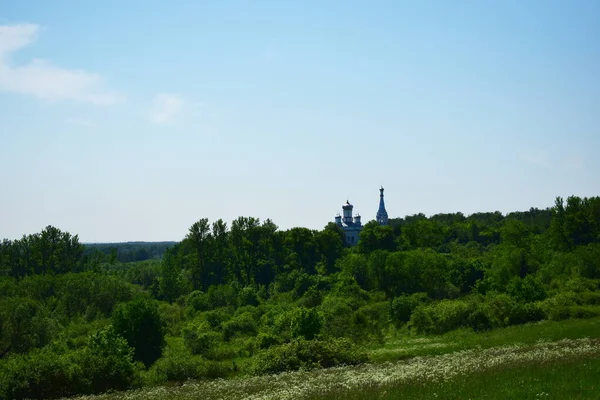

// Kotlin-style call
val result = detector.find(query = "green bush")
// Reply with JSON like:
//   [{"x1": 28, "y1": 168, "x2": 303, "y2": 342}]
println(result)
[
  {"x1": 143, "y1": 337, "x2": 233, "y2": 385},
  {"x1": 508, "y1": 302, "x2": 546, "y2": 325},
  {"x1": 410, "y1": 299, "x2": 471, "y2": 335},
  {"x1": 319, "y1": 295, "x2": 355, "y2": 338},
  {"x1": 203, "y1": 307, "x2": 233, "y2": 329},
  {"x1": 0, "y1": 297, "x2": 56, "y2": 356},
  {"x1": 186, "y1": 290, "x2": 210, "y2": 312},
  {"x1": 0, "y1": 326, "x2": 141, "y2": 400},
  {"x1": 353, "y1": 301, "x2": 389, "y2": 343},
  {"x1": 222, "y1": 311, "x2": 258, "y2": 341},
  {"x1": 506, "y1": 275, "x2": 547, "y2": 303},
  {"x1": 143, "y1": 353, "x2": 206, "y2": 384},
  {"x1": 0, "y1": 348, "x2": 72, "y2": 400},
  {"x1": 206, "y1": 284, "x2": 238, "y2": 309},
  {"x1": 239, "y1": 286, "x2": 260, "y2": 306},
  {"x1": 390, "y1": 292, "x2": 429, "y2": 326},
  {"x1": 251, "y1": 337, "x2": 368, "y2": 375},
  {"x1": 182, "y1": 320, "x2": 221, "y2": 356},
  {"x1": 254, "y1": 332, "x2": 282, "y2": 350},
  {"x1": 290, "y1": 307, "x2": 322, "y2": 340},
  {"x1": 75, "y1": 325, "x2": 142, "y2": 393},
  {"x1": 578, "y1": 291, "x2": 600, "y2": 305},
  {"x1": 112, "y1": 298, "x2": 165, "y2": 367},
  {"x1": 297, "y1": 285, "x2": 323, "y2": 308}
]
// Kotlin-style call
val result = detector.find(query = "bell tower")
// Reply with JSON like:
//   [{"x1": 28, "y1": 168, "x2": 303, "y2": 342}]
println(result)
[{"x1": 376, "y1": 186, "x2": 389, "y2": 225}]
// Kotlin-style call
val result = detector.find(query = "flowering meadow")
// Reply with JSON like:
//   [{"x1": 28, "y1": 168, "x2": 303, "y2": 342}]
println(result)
[{"x1": 66, "y1": 335, "x2": 600, "y2": 400}]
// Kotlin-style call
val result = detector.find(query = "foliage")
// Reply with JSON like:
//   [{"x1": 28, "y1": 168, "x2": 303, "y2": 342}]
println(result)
[
  {"x1": 290, "y1": 307, "x2": 323, "y2": 340},
  {"x1": 390, "y1": 292, "x2": 430, "y2": 326},
  {"x1": 251, "y1": 337, "x2": 368, "y2": 375},
  {"x1": 112, "y1": 298, "x2": 165, "y2": 367},
  {"x1": 2, "y1": 195, "x2": 600, "y2": 397},
  {"x1": 0, "y1": 326, "x2": 141, "y2": 400}
]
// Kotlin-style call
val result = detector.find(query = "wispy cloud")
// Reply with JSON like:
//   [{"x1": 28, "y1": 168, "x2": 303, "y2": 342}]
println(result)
[
  {"x1": 562, "y1": 153, "x2": 585, "y2": 170},
  {"x1": 150, "y1": 93, "x2": 185, "y2": 124},
  {"x1": 519, "y1": 149, "x2": 550, "y2": 168},
  {"x1": 65, "y1": 117, "x2": 93, "y2": 127},
  {"x1": 0, "y1": 23, "x2": 123, "y2": 105}
]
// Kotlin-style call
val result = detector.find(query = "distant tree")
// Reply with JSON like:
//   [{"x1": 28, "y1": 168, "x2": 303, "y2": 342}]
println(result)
[
  {"x1": 317, "y1": 223, "x2": 345, "y2": 274},
  {"x1": 357, "y1": 220, "x2": 396, "y2": 254},
  {"x1": 186, "y1": 218, "x2": 212, "y2": 290},
  {"x1": 0, "y1": 297, "x2": 54, "y2": 357},
  {"x1": 159, "y1": 246, "x2": 187, "y2": 302},
  {"x1": 500, "y1": 220, "x2": 531, "y2": 248}
]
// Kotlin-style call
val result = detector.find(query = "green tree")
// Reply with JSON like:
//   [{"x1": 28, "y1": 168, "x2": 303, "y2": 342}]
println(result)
[
  {"x1": 159, "y1": 246, "x2": 187, "y2": 302},
  {"x1": 79, "y1": 325, "x2": 141, "y2": 393},
  {"x1": 358, "y1": 221, "x2": 396, "y2": 253},
  {"x1": 112, "y1": 298, "x2": 165, "y2": 367},
  {"x1": 0, "y1": 297, "x2": 54, "y2": 357},
  {"x1": 290, "y1": 307, "x2": 322, "y2": 340},
  {"x1": 186, "y1": 218, "x2": 212, "y2": 290}
]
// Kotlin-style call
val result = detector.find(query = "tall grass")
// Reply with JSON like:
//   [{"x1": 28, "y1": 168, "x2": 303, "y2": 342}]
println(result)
[
  {"x1": 63, "y1": 318, "x2": 600, "y2": 400},
  {"x1": 370, "y1": 317, "x2": 600, "y2": 362}
]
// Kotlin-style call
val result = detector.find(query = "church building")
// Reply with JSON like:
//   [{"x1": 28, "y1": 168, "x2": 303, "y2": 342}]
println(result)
[{"x1": 334, "y1": 187, "x2": 389, "y2": 246}]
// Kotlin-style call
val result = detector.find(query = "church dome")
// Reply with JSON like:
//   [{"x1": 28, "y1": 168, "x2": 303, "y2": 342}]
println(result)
[{"x1": 342, "y1": 200, "x2": 353, "y2": 210}]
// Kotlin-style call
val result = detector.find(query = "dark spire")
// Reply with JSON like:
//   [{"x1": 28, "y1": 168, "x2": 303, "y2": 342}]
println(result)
[{"x1": 376, "y1": 187, "x2": 388, "y2": 225}]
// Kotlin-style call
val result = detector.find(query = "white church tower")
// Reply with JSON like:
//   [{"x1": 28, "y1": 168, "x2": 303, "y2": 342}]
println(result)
[
  {"x1": 335, "y1": 200, "x2": 362, "y2": 246},
  {"x1": 333, "y1": 187, "x2": 390, "y2": 246}
]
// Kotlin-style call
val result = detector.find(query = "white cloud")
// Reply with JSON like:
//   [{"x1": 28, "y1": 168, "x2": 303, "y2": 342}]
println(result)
[
  {"x1": 150, "y1": 93, "x2": 185, "y2": 124},
  {"x1": 562, "y1": 154, "x2": 585, "y2": 170},
  {"x1": 65, "y1": 117, "x2": 93, "y2": 127},
  {"x1": 0, "y1": 23, "x2": 123, "y2": 105},
  {"x1": 519, "y1": 149, "x2": 549, "y2": 168}
]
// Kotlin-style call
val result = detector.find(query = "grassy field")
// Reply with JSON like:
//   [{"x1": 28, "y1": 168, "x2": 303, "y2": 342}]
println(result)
[{"x1": 66, "y1": 318, "x2": 600, "y2": 400}]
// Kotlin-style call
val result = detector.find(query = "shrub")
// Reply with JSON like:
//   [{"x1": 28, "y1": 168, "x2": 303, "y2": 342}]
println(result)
[
  {"x1": 390, "y1": 292, "x2": 429, "y2": 326},
  {"x1": 0, "y1": 348, "x2": 72, "y2": 400},
  {"x1": 254, "y1": 332, "x2": 282, "y2": 350},
  {"x1": 508, "y1": 302, "x2": 546, "y2": 325},
  {"x1": 290, "y1": 307, "x2": 322, "y2": 340},
  {"x1": 186, "y1": 290, "x2": 210, "y2": 312},
  {"x1": 182, "y1": 320, "x2": 221, "y2": 356},
  {"x1": 143, "y1": 337, "x2": 233, "y2": 385},
  {"x1": 75, "y1": 325, "x2": 142, "y2": 393},
  {"x1": 506, "y1": 275, "x2": 547, "y2": 303},
  {"x1": 203, "y1": 308, "x2": 233, "y2": 329},
  {"x1": 409, "y1": 299, "x2": 471, "y2": 335},
  {"x1": 297, "y1": 285, "x2": 323, "y2": 308},
  {"x1": 222, "y1": 311, "x2": 258, "y2": 341},
  {"x1": 0, "y1": 326, "x2": 141, "y2": 400},
  {"x1": 143, "y1": 353, "x2": 206, "y2": 384},
  {"x1": 206, "y1": 284, "x2": 238, "y2": 309},
  {"x1": 0, "y1": 297, "x2": 56, "y2": 356},
  {"x1": 112, "y1": 298, "x2": 165, "y2": 367},
  {"x1": 353, "y1": 301, "x2": 389, "y2": 343},
  {"x1": 239, "y1": 286, "x2": 260, "y2": 306},
  {"x1": 251, "y1": 337, "x2": 368, "y2": 375},
  {"x1": 541, "y1": 293, "x2": 578, "y2": 320},
  {"x1": 319, "y1": 295, "x2": 355, "y2": 338}
]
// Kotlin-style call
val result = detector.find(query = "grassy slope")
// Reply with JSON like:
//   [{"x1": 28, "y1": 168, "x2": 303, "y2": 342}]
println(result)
[
  {"x1": 318, "y1": 357, "x2": 600, "y2": 400},
  {"x1": 370, "y1": 317, "x2": 600, "y2": 362},
  {"x1": 65, "y1": 317, "x2": 600, "y2": 400}
]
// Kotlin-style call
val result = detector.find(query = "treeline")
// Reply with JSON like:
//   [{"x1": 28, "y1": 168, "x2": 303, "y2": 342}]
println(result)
[
  {"x1": 0, "y1": 195, "x2": 599, "y2": 399},
  {"x1": 83, "y1": 241, "x2": 176, "y2": 263}
]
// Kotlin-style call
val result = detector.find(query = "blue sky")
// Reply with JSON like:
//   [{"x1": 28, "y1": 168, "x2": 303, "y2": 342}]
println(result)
[{"x1": 1, "y1": 0, "x2": 599, "y2": 242}]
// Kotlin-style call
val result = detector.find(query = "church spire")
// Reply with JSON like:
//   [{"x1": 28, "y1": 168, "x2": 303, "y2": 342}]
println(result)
[{"x1": 376, "y1": 186, "x2": 389, "y2": 225}]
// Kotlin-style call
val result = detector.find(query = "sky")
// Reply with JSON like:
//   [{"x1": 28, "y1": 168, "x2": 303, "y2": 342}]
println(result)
[{"x1": 1, "y1": 0, "x2": 599, "y2": 242}]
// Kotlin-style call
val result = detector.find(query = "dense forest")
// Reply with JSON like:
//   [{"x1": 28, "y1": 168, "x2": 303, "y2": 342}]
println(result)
[
  {"x1": 0, "y1": 195, "x2": 599, "y2": 399},
  {"x1": 83, "y1": 242, "x2": 176, "y2": 264}
]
